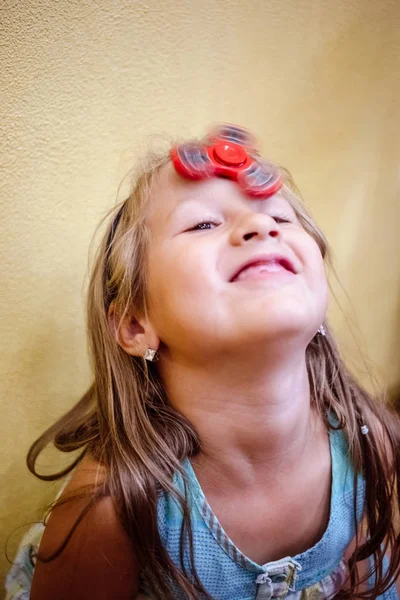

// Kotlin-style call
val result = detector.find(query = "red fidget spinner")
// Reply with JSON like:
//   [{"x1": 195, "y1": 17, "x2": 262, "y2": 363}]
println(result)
[{"x1": 170, "y1": 124, "x2": 282, "y2": 198}]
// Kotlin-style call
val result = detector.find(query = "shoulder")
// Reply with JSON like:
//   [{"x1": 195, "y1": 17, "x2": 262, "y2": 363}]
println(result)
[{"x1": 31, "y1": 455, "x2": 140, "y2": 600}]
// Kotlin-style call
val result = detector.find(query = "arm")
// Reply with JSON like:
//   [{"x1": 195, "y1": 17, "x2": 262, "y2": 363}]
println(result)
[{"x1": 31, "y1": 456, "x2": 140, "y2": 600}]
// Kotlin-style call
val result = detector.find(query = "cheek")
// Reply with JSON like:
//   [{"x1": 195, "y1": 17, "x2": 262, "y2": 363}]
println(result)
[
  {"x1": 146, "y1": 245, "x2": 212, "y2": 325},
  {"x1": 294, "y1": 233, "x2": 328, "y2": 299},
  {"x1": 307, "y1": 245, "x2": 328, "y2": 308}
]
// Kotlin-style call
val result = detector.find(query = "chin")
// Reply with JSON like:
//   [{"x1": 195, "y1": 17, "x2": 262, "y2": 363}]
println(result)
[
  {"x1": 248, "y1": 289, "x2": 324, "y2": 329},
  {"x1": 241, "y1": 306, "x2": 322, "y2": 344}
]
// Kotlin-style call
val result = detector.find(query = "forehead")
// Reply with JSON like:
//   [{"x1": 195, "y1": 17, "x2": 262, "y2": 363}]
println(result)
[{"x1": 146, "y1": 162, "x2": 297, "y2": 229}]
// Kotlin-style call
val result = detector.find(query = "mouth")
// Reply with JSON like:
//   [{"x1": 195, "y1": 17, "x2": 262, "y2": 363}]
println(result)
[{"x1": 230, "y1": 254, "x2": 297, "y2": 282}]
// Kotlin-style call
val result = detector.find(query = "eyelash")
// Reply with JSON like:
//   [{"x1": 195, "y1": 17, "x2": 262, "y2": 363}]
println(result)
[
  {"x1": 187, "y1": 214, "x2": 292, "y2": 231},
  {"x1": 188, "y1": 220, "x2": 221, "y2": 231},
  {"x1": 271, "y1": 215, "x2": 292, "y2": 224}
]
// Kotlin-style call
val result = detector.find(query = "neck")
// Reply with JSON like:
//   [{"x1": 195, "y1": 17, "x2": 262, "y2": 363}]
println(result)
[{"x1": 160, "y1": 346, "x2": 322, "y2": 490}]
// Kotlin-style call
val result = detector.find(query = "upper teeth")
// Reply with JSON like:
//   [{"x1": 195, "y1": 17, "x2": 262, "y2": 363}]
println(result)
[{"x1": 236, "y1": 260, "x2": 285, "y2": 281}]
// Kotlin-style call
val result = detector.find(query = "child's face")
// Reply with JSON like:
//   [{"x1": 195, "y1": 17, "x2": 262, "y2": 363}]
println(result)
[{"x1": 144, "y1": 164, "x2": 328, "y2": 358}]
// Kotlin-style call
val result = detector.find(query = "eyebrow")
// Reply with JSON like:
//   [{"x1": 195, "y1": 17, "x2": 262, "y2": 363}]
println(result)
[
  {"x1": 164, "y1": 195, "x2": 207, "y2": 225},
  {"x1": 165, "y1": 187, "x2": 297, "y2": 225}
]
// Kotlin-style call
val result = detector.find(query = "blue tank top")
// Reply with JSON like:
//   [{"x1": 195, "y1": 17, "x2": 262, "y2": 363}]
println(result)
[
  {"x1": 5, "y1": 427, "x2": 399, "y2": 599},
  {"x1": 144, "y1": 427, "x2": 398, "y2": 600}
]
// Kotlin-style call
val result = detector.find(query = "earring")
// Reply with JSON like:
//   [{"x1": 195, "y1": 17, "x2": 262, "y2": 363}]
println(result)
[
  {"x1": 317, "y1": 324, "x2": 326, "y2": 336},
  {"x1": 144, "y1": 348, "x2": 158, "y2": 362}
]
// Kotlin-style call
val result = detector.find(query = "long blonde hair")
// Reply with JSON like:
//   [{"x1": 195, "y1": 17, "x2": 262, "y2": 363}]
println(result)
[{"x1": 28, "y1": 145, "x2": 400, "y2": 599}]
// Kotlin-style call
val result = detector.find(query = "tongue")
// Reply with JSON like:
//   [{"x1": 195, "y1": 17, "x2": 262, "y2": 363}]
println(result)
[{"x1": 236, "y1": 261, "x2": 285, "y2": 281}]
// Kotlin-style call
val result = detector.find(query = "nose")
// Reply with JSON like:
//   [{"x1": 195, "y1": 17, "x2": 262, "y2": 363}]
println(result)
[{"x1": 230, "y1": 213, "x2": 279, "y2": 246}]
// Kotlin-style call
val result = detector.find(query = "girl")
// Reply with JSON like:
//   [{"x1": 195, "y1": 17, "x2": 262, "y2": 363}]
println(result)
[{"x1": 7, "y1": 124, "x2": 400, "y2": 600}]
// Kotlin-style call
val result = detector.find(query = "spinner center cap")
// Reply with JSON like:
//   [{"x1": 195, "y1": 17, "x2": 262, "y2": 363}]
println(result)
[{"x1": 213, "y1": 142, "x2": 247, "y2": 166}]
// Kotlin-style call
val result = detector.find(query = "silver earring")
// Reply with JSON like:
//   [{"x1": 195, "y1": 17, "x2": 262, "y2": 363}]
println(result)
[
  {"x1": 360, "y1": 424, "x2": 369, "y2": 435},
  {"x1": 317, "y1": 324, "x2": 326, "y2": 336},
  {"x1": 144, "y1": 348, "x2": 158, "y2": 362}
]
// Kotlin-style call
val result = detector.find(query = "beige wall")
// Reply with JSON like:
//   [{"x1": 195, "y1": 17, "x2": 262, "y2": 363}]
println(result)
[{"x1": 1, "y1": 0, "x2": 400, "y2": 588}]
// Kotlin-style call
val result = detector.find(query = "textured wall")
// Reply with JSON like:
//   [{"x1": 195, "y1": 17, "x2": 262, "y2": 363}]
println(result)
[{"x1": 1, "y1": 0, "x2": 400, "y2": 589}]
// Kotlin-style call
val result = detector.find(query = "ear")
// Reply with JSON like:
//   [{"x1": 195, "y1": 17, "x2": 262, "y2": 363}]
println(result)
[{"x1": 108, "y1": 304, "x2": 160, "y2": 358}]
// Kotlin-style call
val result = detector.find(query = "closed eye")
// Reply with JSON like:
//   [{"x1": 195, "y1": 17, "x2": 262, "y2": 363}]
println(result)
[
  {"x1": 186, "y1": 220, "x2": 221, "y2": 231},
  {"x1": 271, "y1": 215, "x2": 292, "y2": 224}
]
